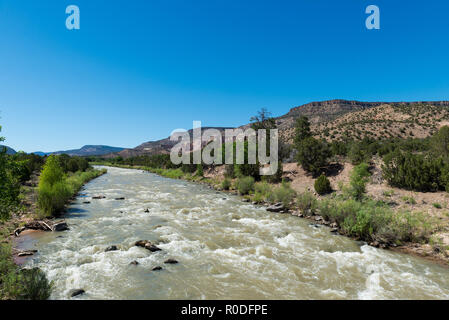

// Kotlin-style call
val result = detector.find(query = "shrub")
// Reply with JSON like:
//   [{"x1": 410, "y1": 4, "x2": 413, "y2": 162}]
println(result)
[
  {"x1": 296, "y1": 192, "x2": 318, "y2": 215},
  {"x1": 314, "y1": 174, "x2": 332, "y2": 195},
  {"x1": 221, "y1": 178, "x2": 231, "y2": 190},
  {"x1": 224, "y1": 165, "x2": 235, "y2": 178},
  {"x1": 433, "y1": 203, "x2": 442, "y2": 209},
  {"x1": 236, "y1": 176, "x2": 255, "y2": 195},
  {"x1": 196, "y1": 164, "x2": 204, "y2": 177},
  {"x1": 263, "y1": 161, "x2": 283, "y2": 183},
  {"x1": 0, "y1": 244, "x2": 52, "y2": 299},
  {"x1": 382, "y1": 150, "x2": 446, "y2": 192},
  {"x1": 37, "y1": 182, "x2": 72, "y2": 217},
  {"x1": 270, "y1": 182, "x2": 296, "y2": 207},
  {"x1": 255, "y1": 181, "x2": 272, "y2": 197},
  {"x1": 347, "y1": 163, "x2": 371, "y2": 200},
  {"x1": 38, "y1": 157, "x2": 105, "y2": 216}
]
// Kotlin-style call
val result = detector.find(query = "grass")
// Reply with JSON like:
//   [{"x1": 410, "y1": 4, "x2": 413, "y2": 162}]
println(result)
[
  {"x1": 401, "y1": 196, "x2": 417, "y2": 205},
  {"x1": 383, "y1": 189, "x2": 395, "y2": 197},
  {"x1": 433, "y1": 203, "x2": 442, "y2": 209}
]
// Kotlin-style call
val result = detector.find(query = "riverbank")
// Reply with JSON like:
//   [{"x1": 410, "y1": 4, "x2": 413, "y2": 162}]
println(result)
[
  {"x1": 93, "y1": 163, "x2": 449, "y2": 267},
  {"x1": 0, "y1": 168, "x2": 107, "y2": 300}
]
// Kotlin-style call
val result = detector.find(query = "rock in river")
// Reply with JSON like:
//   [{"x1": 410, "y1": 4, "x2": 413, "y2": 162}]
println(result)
[
  {"x1": 52, "y1": 222, "x2": 69, "y2": 232},
  {"x1": 164, "y1": 258, "x2": 178, "y2": 264},
  {"x1": 266, "y1": 203, "x2": 285, "y2": 213},
  {"x1": 69, "y1": 289, "x2": 85, "y2": 297},
  {"x1": 152, "y1": 266, "x2": 163, "y2": 271},
  {"x1": 129, "y1": 260, "x2": 139, "y2": 265},
  {"x1": 135, "y1": 240, "x2": 161, "y2": 252},
  {"x1": 105, "y1": 245, "x2": 118, "y2": 252}
]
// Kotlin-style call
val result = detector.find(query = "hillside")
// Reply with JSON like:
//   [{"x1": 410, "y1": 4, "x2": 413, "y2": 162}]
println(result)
[
  {"x1": 278, "y1": 101, "x2": 449, "y2": 143},
  {"x1": 108, "y1": 127, "x2": 233, "y2": 158},
  {"x1": 104, "y1": 100, "x2": 449, "y2": 158},
  {"x1": 0, "y1": 145, "x2": 17, "y2": 155}
]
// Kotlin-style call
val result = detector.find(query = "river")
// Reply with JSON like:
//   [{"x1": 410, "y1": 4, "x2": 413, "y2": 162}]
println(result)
[{"x1": 23, "y1": 166, "x2": 449, "y2": 299}]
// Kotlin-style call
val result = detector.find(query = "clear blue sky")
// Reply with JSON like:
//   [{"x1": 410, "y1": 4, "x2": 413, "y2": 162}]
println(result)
[{"x1": 1, "y1": 0, "x2": 449, "y2": 152}]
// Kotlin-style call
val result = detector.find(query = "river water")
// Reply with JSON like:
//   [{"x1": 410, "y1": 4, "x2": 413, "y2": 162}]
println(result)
[{"x1": 24, "y1": 166, "x2": 449, "y2": 299}]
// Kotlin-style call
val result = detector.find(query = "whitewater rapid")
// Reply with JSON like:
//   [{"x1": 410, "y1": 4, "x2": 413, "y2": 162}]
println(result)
[{"x1": 24, "y1": 166, "x2": 449, "y2": 299}]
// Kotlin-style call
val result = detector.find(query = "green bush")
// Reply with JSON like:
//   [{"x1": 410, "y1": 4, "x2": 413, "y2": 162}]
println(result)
[
  {"x1": 317, "y1": 196, "x2": 436, "y2": 244},
  {"x1": 382, "y1": 150, "x2": 446, "y2": 192},
  {"x1": 347, "y1": 163, "x2": 371, "y2": 200},
  {"x1": 37, "y1": 181, "x2": 72, "y2": 217},
  {"x1": 314, "y1": 174, "x2": 332, "y2": 195},
  {"x1": 296, "y1": 192, "x2": 318, "y2": 215},
  {"x1": 0, "y1": 244, "x2": 52, "y2": 299},
  {"x1": 269, "y1": 182, "x2": 296, "y2": 207},
  {"x1": 236, "y1": 176, "x2": 255, "y2": 195},
  {"x1": 38, "y1": 156, "x2": 105, "y2": 216},
  {"x1": 196, "y1": 164, "x2": 204, "y2": 177},
  {"x1": 221, "y1": 178, "x2": 231, "y2": 190}
]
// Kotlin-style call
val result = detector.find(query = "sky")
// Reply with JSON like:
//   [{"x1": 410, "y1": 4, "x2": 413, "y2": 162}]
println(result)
[{"x1": 1, "y1": 0, "x2": 449, "y2": 153}]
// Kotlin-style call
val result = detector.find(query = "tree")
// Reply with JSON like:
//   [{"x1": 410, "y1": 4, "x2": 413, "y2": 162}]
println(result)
[
  {"x1": 294, "y1": 116, "x2": 312, "y2": 145},
  {"x1": 431, "y1": 126, "x2": 449, "y2": 160},
  {"x1": 296, "y1": 137, "x2": 331, "y2": 175},
  {"x1": 39, "y1": 155, "x2": 64, "y2": 187},
  {"x1": 0, "y1": 125, "x2": 20, "y2": 220},
  {"x1": 250, "y1": 108, "x2": 276, "y2": 130}
]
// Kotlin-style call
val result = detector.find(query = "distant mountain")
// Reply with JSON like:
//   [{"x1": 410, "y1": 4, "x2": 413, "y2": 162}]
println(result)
[
  {"x1": 32, "y1": 151, "x2": 49, "y2": 156},
  {"x1": 0, "y1": 145, "x2": 16, "y2": 155},
  {"x1": 51, "y1": 145, "x2": 127, "y2": 157},
  {"x1": 105, "y1": 127, "x2": 233, "y2": 158}
]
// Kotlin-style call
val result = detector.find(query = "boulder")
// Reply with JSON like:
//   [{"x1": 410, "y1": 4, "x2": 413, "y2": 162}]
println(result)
[
  {"x1": 92, "y1": 195, "x2": 106, "y2": 199},
  {"x1": 129, "y1": 260, "x2": 139, "y2": 265},
  {"x1": 330, "y1": 228, "x2": 339, "y2": 234},
  {"x1": 52, "y1": 222, "x2": 69, "y2": 232},
  {"x1": 18, "y1": 250, "x2": 37, "y2": 257},
  {"x1": 242, "y1": 198, "x2": 250, "y2": 203},
  {"x1": 266, "y1": 203, "x2": 285, "y2": 213},
  {"x1": 115, "y1": 197, "x2": 125, "y2": 200},
  {"x1": 105, "y1": 245, "x2": 118, "y2": 252},
  {"x1": 152, "y1": 266, "x2": 163, "y2": 271},
  {"x1": 164, "y1": 258, "x2": 178, "y2": 264},
  {"x1": 83, "y1": 201, "x2": 91, "y2": 204},
  {"x1": 145, "y1": 243, "x2": 161, "y2": 252},
  {"x1": 135, "y1": 240, "x2": 161, "y2": 252},
  {"x1": 69, "y1": 289, "x2": 85, "y2": 297},
  {"x1": 135, "y1": 240, "x2": 151, "y2": 247},
  {"x1": 144, "y1": 208, "x2": 150, "y2": 213}
]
